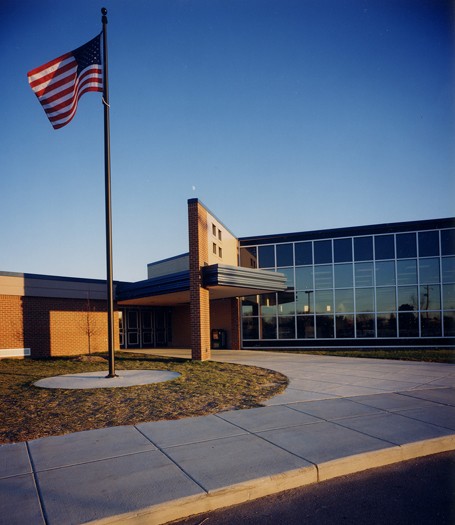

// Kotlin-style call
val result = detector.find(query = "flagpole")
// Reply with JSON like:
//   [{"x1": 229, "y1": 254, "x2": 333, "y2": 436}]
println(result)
[{"x1": 101, "y1": 7, "x2": 116, "y2": 378}]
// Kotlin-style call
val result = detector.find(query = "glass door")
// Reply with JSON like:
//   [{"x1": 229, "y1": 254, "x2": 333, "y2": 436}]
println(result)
[
  {"x1": 120, "y1": 307, "x2": 170, "y2": 348},
  {"x1": 155, "y1": 310, "x2": 167, "y2": 346},
  {"x1": 141, "y1": 310, "x2": 154, "y2": 348},
  {"x1": 126, "y1": 309, "x2": 140, "y2": 347}
]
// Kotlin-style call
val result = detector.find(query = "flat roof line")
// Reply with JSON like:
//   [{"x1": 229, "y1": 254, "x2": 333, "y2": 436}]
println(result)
[{"x1": 239, "y1": 217, "x2": 455, "y2": 245}]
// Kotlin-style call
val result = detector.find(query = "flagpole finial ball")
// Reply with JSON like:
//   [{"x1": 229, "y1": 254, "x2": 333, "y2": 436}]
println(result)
[{"x1": 101, "y1": 7, "x2": 107, "y2": 16}]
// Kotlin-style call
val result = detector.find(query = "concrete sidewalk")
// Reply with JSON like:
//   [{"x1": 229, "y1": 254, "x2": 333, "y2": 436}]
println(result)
[{"x1": 1, "y1": 351, "x2": 455, "y2": 525}]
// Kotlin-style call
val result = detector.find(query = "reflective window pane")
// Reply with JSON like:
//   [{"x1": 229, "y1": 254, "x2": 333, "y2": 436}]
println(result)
[
  {"x1": 280, "y1": 267, "x2": 295, "y2": 289},
  {"x1": 376, "y1": 287, "x2": 396, "y2": 311},
  {"x1": 399, "y1": 312, "x2": 419, "y2": 337},
  {"x1": 315, "y1": 290, "x2": 334, "y2": 313},
  {"x1": 444, "y1": 312, "x2": 455, "y2": 336},
  {"x1": 296, "y1": 290, "x2": 314, "y2": 314},
  {"x1": 355, "y1": 262, "x2": 374, "y2": 287},
  {"x1": 336, "y1": 315, "x2": 354, "y2": 338},
  {"x1": 316, "y1": 315, "x2": 334, "y2": 338},
  {"x1": 421, "y1": 312, "x2": 441, "y2": 337},
  {"x1": 356, "y1": 314, "x2": 375, "y2": 337},
  {"x1": 334, "y1": 264, "x2": 353, "y2": 288},
  {"x1": 128, "y1": 332, "x2": 139, "y2": 345},
  {"x1": 442, "y1": 257, "x2": 455, "y2": 283},
  {"x1": 242, "y1": 296, "x2": 259, "y2": 317},
  {"x1": 443, "y1": 284, "x2": 455, "y2": 310},
  {"x1": 377, "y1": 313, "x2": 397, "y2": 337},
  {"x1": 314, "y1": 265, "x2": 333, "y2": 289},
  {"x1": 335, "y1": 289, "x2": 354, "y2": 313},
  {"x1": 258, "y1": 245, "x2": 275, "y2": 268},
  {"x1": 441, "y1": 229, "x2": 455, "y2": 256},
  {"x1": 396, "y1": 233, "x2": 417, "y2": 259},
  {"x1": 419, "y1": 258, "x2": 440, "y2": 284},
  {"x1": 375, "y1": 261, "x2": 396, "y2": 286},
  {"x1": 277, "y1": 291, "x2": 295, "y2": 315},
  {"x1": 420, "y1": 285, "x2": 441, "y2": 310},
  {"x1": 242, "y1": 317, "x2": 259, "y2": 339},
  {"x1": 261, "y1": 316, "x2": 277, "y2": 339},
  {"x1": 334, "y1": 238, "x2": 352, "y2": 263},
  {"x1": 354, "y1": 236, "x2": 373, "y2": 261},
  {"x1": 141, "y1": 311, "x2": 153, "y2": 329},
  {"x1": 142, "y1": 332, "x2": 153, "y2": 345},
  {"x1": 240, "y1": 247, "x2": 257, "y2": 268},
  {"x1": 276, "y1": 243, "x2": 294, "y2": 267},
  {"x1": 127, "y1": 311, "x2": 138, "y2": 329},
  {"x1": 295, "y1": 242, "x2": 312, "y2": 265},
  {"x1": 295, "y1": 266, "x2": 313, "y2": 290},
  {"x1": 397, "y1": 259, "x2": 417, "y2": 285},
  {"x1": 278, "y1": 316, "x2": 295, "y2": 339},
  {"x1": 297, "y1": 315, "x2": 315, "y2": 338},
  {"x1": 375, "y1": 235, "x2": 395, "y2": 260},
  {"x1": 398, "y1": 286, "x2": 418, "y2": 311},
  {"x1": 355, "y1": 288, "x2": 374, "y2": 312},
  {"x1": 314, "y1": 240, "x2": 332, "y2": 264},
  {"x1": 260, "y1": 294, "x2": 277, "y2": 315},
  {"x1": 419, "y1": 231, "x2": 439, "y2": 257}
]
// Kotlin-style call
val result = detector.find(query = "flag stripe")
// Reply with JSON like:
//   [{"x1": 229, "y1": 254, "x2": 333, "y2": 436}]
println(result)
[
  {"x1": 48, "y1": 79, "x2": 103, "y2": 128},
  {"x1": 27, "y1": 34, "x2": 103, "y2": 129},
  {"x1": 43, "y1": 76, "x2": 102, "y2": 121},
  {"x1": 28, "y1": 57, "x2": 76, "y2": 93},
  {"x1": 33, "y1": 65, "x2": 78, "y2": 98},
  {"x1": 27, "y1": 52, "x2": 73, "y2": 84},
  {"x1": 40, "y1": 69, "x2": 102, "y2": 109},
  {"x1": 47, "y1": 77, "x2": 102, "y2": 120}
]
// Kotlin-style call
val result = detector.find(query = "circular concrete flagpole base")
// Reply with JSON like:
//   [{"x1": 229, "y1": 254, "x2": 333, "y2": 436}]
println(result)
[{"x1": 34, "y1": 370, "x2": 180, "y2": 390}]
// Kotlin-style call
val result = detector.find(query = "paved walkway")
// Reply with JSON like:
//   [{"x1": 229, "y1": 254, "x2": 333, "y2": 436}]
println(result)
[{"x1": 1, "y1": 350, "x2": 455, "y2": 525}]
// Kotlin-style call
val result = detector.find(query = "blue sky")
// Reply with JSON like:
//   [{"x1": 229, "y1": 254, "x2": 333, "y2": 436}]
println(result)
[{"x1": 1, "y1": 0, "x2": 453, "y2": 282}]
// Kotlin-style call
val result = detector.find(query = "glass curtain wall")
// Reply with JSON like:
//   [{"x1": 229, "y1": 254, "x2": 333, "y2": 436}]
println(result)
[{"x1": 240, "y1": 228, "x2": 455, "y2": 344}]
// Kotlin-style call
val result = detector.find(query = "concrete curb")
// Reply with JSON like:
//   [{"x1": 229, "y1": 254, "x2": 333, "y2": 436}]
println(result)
[{"x1": 87, "y1": 435, "x2": 455, "y2": 525}]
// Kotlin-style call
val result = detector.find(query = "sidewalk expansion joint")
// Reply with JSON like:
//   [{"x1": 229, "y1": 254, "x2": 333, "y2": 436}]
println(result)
[
  {"x1": 134, "y1": 425, "x2": 209, "y2": 494},
  {"x1": 26, "y1": 448, "x2": 158, "y2": 474},
  {"x1": 25, "y1": 441, "x2": 48, "y2": 525},
  {"x1": 214, "y1": 411, "x2": 324, "y2": 433}
]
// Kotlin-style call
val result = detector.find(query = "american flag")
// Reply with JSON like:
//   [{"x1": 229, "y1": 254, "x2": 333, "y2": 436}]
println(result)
[{"x1": 27, "y1": 34, "x2": 103, "y2": 129}]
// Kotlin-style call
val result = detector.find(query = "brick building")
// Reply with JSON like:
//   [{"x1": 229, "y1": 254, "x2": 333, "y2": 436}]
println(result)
[{"x1": 1, "y1": 200, "x2": 454, "y2": 360}]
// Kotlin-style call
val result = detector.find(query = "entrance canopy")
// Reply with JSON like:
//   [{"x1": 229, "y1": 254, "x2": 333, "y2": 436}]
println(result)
[{"x1": 116, "y1": 264, "x2": 286, "y2": 306}]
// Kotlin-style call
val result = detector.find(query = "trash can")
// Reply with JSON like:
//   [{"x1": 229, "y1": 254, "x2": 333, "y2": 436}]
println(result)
[{"x1": 211, "y1": 329, "x2": 227, "y2": 349}]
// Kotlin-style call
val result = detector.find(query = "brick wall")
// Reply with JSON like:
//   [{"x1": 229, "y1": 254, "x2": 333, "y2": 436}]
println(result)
[
  {"x1": 170, "y1": 304, "x2": 191, "y2": 348},
  {"x1": 0, "y1": 294, "x2": 120, "y2": 358},
  {"x1": 188, "y1": 199, "x2": 211, "y2": 361},
  {"x1": 0, "y1": 295, "x2": 24, "y2": 350},
  {"x1": 209, "y1": 298, "x2": 240, "y2": 350}
]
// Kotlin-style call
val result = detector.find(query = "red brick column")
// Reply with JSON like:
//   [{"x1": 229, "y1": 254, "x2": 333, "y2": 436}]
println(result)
[{"x1": 188, "y1": 199, "x2": 211, "y2": 361}]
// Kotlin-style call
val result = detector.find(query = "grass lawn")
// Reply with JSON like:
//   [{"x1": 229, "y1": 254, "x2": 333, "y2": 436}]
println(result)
[
  {"x1": 0, "y1": 352, "x2": 288, "y2": 445},
  {"x1": 256, "y1": 348, "x2": 454, "y2": 363}
]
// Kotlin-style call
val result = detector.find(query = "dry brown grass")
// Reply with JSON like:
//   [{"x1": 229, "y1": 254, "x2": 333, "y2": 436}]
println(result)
[{"x1": 0, "y1": 352, "x2": 288, "y2": 444}]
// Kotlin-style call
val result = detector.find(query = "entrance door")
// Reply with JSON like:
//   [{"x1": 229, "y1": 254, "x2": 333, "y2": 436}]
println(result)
[
  {"x1": 120, "y1": 308, "x2": 170, "y2": 349},
  {"x1": 155, "y1": 310, "x2": 167, "y2": 346},
  {"x1": 126, "y1": 309, "x2": 140, "y2": 348},
  {"x1": 141, "y1": 310, "x2": 154, "y2": 348}
]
